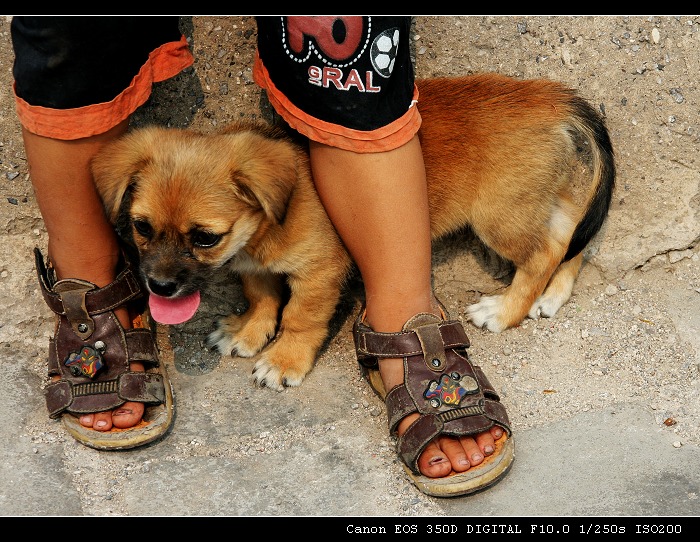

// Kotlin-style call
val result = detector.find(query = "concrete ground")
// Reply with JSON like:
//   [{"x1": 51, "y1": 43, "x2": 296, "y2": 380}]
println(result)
[{"x1": 0, "y1": 16, "x2": 699, "y2": 520}]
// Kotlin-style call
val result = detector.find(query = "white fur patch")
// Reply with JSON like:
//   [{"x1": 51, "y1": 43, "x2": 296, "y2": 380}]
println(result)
[
  {"x1": 465, "y1": 295, "x2": 508, "y2": 333},
  {"x1": 528, "y1": 281, "x2": 574, "y2": 319},
  {"x1": 549, "y1": 204, "x2": 577, "y2": 246},
  {"x1": 206, "y1": 327, "x2": 260, "y2": 358}
]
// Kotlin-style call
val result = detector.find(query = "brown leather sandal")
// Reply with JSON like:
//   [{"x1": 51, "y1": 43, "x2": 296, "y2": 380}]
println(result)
[
  {"x1": 35, "y1": 247, "x2": 174, "y2": 450},
  {"x1": 353, "y1": 303, "x2": 514, "y2": 497}
]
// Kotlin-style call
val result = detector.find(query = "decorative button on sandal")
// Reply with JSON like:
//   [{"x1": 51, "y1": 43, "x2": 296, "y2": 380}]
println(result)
[
  {"x1": 353, "y1": 304, "x2": 514, "y2": 497},
  {"x1": 35, "y1": 248, "x2": 174, "y2": 450}
]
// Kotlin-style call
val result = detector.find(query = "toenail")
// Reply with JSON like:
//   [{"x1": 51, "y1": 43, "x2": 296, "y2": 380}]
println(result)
[
  {"x1": 484, "y1": 445, "x2": 495, "y2": 455},
  {"x1": 472, "y1": 453, "x2": 483, "y2": 463},
  {"x1": 459, "y1": 458, "x2": 470, "y2": 466},
  {"x1": 95, "y1": 421, "x2": 107, "y2": 428}
]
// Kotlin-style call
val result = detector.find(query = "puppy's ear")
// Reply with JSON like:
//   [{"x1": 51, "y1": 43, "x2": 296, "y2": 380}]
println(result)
[
  {"x1": 91, "y1": 129, "x2": 157, "y2": 223},
  {"x1": 230, "y1": 132, "x2": 305, "y2": 224}
]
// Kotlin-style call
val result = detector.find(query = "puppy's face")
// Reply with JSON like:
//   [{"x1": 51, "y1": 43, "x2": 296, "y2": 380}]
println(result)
[{"x1": 92, "y1": 123, "x2": 301, "y2": 299}]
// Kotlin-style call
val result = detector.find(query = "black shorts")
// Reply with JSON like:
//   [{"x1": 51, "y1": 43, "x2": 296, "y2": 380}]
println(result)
[
  {"x1": 254, "y1": 16, "x2": 421, "y2": 152},
  {"x1": 12, "y1": 16, "x2": 421, "y2": 150},
  {"x1": 11, "y1": 16, "x2": 193, "y2": 139}
]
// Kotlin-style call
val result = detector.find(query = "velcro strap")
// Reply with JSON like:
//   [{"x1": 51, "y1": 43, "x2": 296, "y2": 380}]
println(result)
[
  {"x1": 483, "y1": 398, "x2": 511, "y2": 434},
  {"x1": 355, "y1": 320, "x2": 470, "y2": 360},
  {"x1": 47, "y1": 337, "x2": 60, "y2": 376},
  {"x1": 473, "y1": 365, "x2": 500, "y2": 400},
  {"x1": 45, "y1": 380, "x2": 73, "y2": 418},
  {"x1": 53, "y1": 280, "x2": 96, "y2": 339},
  {"x1": 119, "y1": 372, "x2": 166, "y2": 403},
  {"x1": 385, "y1": 384, "x2": 417, "y2": 433},
  {"x1": 414, "y1": 322, "x2": 447, "y2": 372}
]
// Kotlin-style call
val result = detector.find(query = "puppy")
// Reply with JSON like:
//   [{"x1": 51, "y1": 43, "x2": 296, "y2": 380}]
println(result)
[{"x1": 93, "y1": 73, "x2": 615, "y2": 391}]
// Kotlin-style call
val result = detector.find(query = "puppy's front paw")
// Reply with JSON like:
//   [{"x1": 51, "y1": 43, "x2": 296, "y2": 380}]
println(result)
[
  {"x1": 251, "y1": 356, "x2": 305, "y2": 391},
  {"x1": 206, "y1": 313, "x2": 276, "y2": 357},
  {"x1": 250, "y1": 338, "x2": 317, "y2": 391},
  {"x1": 465, "y1": 295, "x2": 508, "y2": 333}
]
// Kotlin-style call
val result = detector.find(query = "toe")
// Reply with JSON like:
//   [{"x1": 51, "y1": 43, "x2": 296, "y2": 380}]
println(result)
[
  {"x1": 475, "y1": 429, "x2": 497, "y2": 456},
  {"x1": 79, "y1": 413, "x2": 94, "y2": 428},
  {"x1": 439, "y1": 437, "x2": 472, "y2": 473},
  {"x1": 458, "y1": 435, "x2": 485, "y2": 466},
  {"x1": 491, "y1": 425, "x2": 504, "y2": 440},
  {"x1": 111, "y1": 402, "x2": 145, "y2": 429},
  {"x1": 92, "y1": 412, "x2": 113, "y2": 431},
  {"x1": 417, "y1": 441, "x2": 452, "y2": 478}
]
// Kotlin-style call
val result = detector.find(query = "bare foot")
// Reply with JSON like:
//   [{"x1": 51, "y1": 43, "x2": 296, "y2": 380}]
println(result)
[
  {"x1": 78, "y1": 398, "x2": 145, "y2": 430},
  {"x1": 77, "y1": 363, "x2": 145, "y2": 431},
  {"x1": 379, "y1": 356, "x2": 505, "y2": 479}
]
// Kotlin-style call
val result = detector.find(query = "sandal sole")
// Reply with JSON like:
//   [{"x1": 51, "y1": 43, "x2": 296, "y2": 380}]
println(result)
[
  {"x1": 404, "y1": 433, "x2": 515, "y2": 497},
  {"x1": 60, "y1": 363, "x2": 174, "y2": 451}
]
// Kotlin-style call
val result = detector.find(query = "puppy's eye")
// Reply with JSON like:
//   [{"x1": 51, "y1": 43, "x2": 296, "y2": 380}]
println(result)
[
  {"x1": 133, "y1": 220, "x2": 153, "y2": 239},
  {"x1": 191, "y1": 230, "x2": 221, "y2": 248}
]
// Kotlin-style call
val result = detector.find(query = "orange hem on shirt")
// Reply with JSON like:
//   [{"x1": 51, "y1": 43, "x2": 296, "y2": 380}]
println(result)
[
  {"x1": 252, "y1": 52, "x2": 422, "y2": 153},
  {"x1": 14, "y1": 36, "x2": 195, "y2": 140}
]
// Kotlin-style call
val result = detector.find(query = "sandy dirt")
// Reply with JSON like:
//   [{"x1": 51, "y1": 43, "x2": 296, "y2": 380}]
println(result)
[{"x1": 0, "y1": 16, "x2": 698, "y2": 516}]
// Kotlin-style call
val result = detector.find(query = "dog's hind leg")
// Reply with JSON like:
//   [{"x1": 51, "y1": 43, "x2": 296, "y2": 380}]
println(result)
[
  {"x1": 528, "y1": 252, "x2": 583, "y2": 319},
  {"x1": 466, "y1": 242, "x2": 564, "y2": 332}
]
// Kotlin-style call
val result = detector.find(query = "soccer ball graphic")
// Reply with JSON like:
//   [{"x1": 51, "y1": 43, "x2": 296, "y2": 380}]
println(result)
[{"x1": 370, "y1": 28, "x2": 399, "y2": 78}]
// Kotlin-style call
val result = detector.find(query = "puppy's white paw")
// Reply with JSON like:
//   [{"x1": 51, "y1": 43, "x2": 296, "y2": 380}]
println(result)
[
  {"x1": 528, "y1": 291, "x2": 568, "y2": 320},
  {"x1": 252, "y1": 356, "x2": 305, "y2": 391},
  {"x1": 465, "y1": 295, "x2": 508, "y2": 333}
]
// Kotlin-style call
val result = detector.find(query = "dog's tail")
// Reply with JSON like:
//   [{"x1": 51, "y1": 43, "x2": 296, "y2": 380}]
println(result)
[{"x1": 563, "y1": 96, "x2": 616, "y2": 262}]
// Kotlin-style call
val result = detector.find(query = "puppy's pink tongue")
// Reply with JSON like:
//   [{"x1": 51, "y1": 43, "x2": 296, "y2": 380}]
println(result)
[{"x1": 148, "y1": 291, "x2": 201, "y2": 325}]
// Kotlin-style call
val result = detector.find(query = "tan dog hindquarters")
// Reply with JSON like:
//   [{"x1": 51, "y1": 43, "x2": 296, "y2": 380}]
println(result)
[
  {"x1": 93, "y1": 73, "x2": 614, "y2": 390},
  {"x1": 417, "y1": 75, "x2": 614, "y2": 332}
]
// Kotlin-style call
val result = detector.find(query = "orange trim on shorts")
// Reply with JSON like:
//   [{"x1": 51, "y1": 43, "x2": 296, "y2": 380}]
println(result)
[
  {"x1": 14, "y1": 36, "x2": 195, "y2": 140},
  {"x1": 253, "y1": 52, "x2": 422, "y2": 153}
]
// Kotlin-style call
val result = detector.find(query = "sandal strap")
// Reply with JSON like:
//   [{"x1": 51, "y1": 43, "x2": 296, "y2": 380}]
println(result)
[
  {"x1": 385, "y1": 364, "x2": 506, "y2": 432},
  {"x1": 354, "y1": 319, "x2": 470, "y2": 367},
  {"x1": 48, "y1": 327, "x2": 159, "y2": 375},
  {"x1": 35, "y1": 247, "x2": 142, "y2": 338},
  {"x1": 397, "y1": 397, "x2": 511, "y2": 472},
  {"x1": 34, "y1": 247, "x2": 166, "y2": 419},
  {"x1": 45, "y1": 371, "x2": 165, "y2": 418}
]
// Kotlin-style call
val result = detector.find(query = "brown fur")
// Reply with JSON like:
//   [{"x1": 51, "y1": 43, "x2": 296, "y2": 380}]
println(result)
[{"x1": 93, "y1": 73, "x2": 615, "y2": 391}]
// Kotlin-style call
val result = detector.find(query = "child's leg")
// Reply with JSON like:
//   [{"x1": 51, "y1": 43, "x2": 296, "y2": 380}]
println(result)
[
  {"x1": 13, "y1": 17, "x2": 193, "y2": 437},
  {"x1": 309, "y1": 136, "x2": 505, "y2": 479},
  {"x1": 23, "y1": 121, "x2": 146, "y2": 431}
]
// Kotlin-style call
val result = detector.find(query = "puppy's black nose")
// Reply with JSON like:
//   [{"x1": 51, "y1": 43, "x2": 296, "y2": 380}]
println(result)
[{"x1": 148, "y1": 278, "x2": 178, "y2": 297}]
